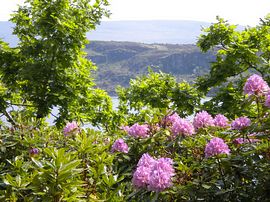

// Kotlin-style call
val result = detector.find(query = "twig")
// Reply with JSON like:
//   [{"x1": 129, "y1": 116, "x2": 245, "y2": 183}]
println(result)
[{"x1": 1, "y1": 109, "x2": 17, "y2": 127}]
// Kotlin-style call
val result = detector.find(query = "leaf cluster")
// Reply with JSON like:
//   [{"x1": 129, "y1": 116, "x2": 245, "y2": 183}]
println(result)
[{"x1": 0, "y1": 0, "x2": 112, "y2": 127}]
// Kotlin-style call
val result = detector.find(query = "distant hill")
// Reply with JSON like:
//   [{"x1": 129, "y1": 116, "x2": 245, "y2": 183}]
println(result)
[
  {"x1": 0, "y1": 20, "x2": 217, "y2": 95},
  {"x1": 0, "y1": 20, "x2": 211, "y2": 46},
  {"x1": 86, "y1": 41, "x2": 216, "y2": 94}
]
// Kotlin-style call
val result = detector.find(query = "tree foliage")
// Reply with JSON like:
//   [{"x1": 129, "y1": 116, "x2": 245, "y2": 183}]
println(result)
[
  {"x1": 116, "y1": 69, "x2": 203, "y2": 124},
  {"x1": 0, "y1": 0, "x2": 112, "y2": 127},
  {"x1": 196, "y1": 15, "x2": 270, "y2": 116},
  {"x1": 197, "y1": 16, "x2": 270, "y2": 91}
]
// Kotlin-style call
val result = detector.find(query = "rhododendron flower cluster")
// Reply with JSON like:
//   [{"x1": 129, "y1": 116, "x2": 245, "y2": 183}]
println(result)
[
  {"x1": 148, "y1": 158, "x2": 175, "y2": 192},
  {"x1": 137, "y1": 153, "x2": 157, "y2": 168},
  {"x1": 233, "y1": 133, "x2": 260, "y2": 145},
  {"x1": 171, "y1": 118, "x2": 195, "y2": 137},
  {"x1": 63, "y1": 121, "x2": 80, "y2": 136},
  {"x1": 132, "y1": 153, "x2": 175, "y2": 192},
  {"x1": 243, "y1": 74, "x2": 269, "y2": 96},
  {"x1": 233, "y1": 137, "x2": 259, "y2": 145},
  {"x1": 132, "y1": 154, "x2": 157, "y2": 188},
  {"x1": 193, "y1": 111, "x2": 214, "y2": 129},
  {"x1": 205, "y1": 137, "x2": 230, "y2": 158},
  {"x1": 111, "y1": 138, "x2": 129, "y2": 153},
  {"x1": 231, "y1": 117, "x2": 251, "y2": 130},
  {"x1": 128, "y1": 123, "x2": 149, "y2": 138},
  {"x1": 163, "y1": 113, "x2": 180, "y2": 125},
  {"x1": 214, "y1": 114, "x2": 229, "y2": 128}
]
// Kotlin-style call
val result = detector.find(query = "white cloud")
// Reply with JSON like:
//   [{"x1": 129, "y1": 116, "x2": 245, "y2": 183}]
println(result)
[
  {"x1": 0, "y1": 0, "x2": 24, "y2": 21},
  {"x1": 107, "y1": 0, "x2": 270, "y2": 25}
]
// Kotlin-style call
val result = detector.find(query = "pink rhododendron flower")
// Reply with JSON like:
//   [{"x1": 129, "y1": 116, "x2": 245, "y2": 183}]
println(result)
[
  {"x1": 163, "y1": 113, "x2": 181, "y2": 125},
  {"x1": 243, "y1": 74, "x2": 269, "y2": 96},
  {"x1": 205, "y1": 137, "x2": 230, "y2": 158},
  {"x1": 148, "y1": 158, "x2": 175, "y2": 192},
  {"x1": 132, "y1": 154, "x2": 175, "y2": 192},
  {"x1": 132, "y1": 166, "x2": 152, "y2": 188},
  {"x1": 233, "y1": 138, "x2": 259, "y2": 145},
  {"x1": 265, "y1": 94, "x2": 270, "y2": 107},
  {"x1": 193, "y1": 111, "x2": 214, "y2": 129},
  {"x1": 214, "y1": 114, "x2": 229, "y2": 128},
  {"x1": 233, "y1": 133, "x2": 260, "y2": 145},
  {"x1": 137, "y1": 153, "x2": 157, "y2": 168},
  {"x1": 120, "y1": 126, "x2": 130, "y2": 133},
  {"x1": 132, "y1": 153, "x2": 157, "y2": 188},
  {"x1": 233, "y1": 138, "x2": 246, "y2": 145},
  {"x1": 63, "y1": 121, "x2": 80, "y2": 136},
  {"x1": 111, "y1": 138, "x2": 129, "y2": 153},
  {"x1": 128, "y1": 123, "x2": 149, "y2": 138},
  {"x1": 172, "y1": 118, "x2": 195, "y2": 137},
  {"x1": 231, "y1": 117, "x2": 251, "y2": 130}
]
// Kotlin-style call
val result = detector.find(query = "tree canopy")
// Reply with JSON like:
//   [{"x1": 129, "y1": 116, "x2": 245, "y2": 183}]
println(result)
[
  {"x1": 196, "y1": 15, "x2": 270, "y2": 117},
  {"x1": 0, "y1": 0, "x2": 112, "y2": 127}
]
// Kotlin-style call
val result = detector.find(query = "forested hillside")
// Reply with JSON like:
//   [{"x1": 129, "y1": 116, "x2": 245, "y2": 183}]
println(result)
[
  {"x1": 86, "y1": 41, "x2": 216, "y2": 94},
  {"x1": 0, "y1": 20, "x2": 217, "y2": 95}
]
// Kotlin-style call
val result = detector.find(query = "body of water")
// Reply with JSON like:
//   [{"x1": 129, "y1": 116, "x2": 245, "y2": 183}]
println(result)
[{"x1": 1, "y1": 97, "x2": 211, "y2": 126}]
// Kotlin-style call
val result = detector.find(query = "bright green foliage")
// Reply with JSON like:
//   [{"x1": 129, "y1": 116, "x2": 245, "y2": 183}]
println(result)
[
  {"x1": 202, "y1": 82, "x2": 257, "y2": 119},
  {"x1": 197, "y1": 16, "x2": 269, "y2": 91},
  {"x1": 0, "y1": 118, "x2": 125, "y2": 201},
  {"x1": 117, "y1": 69, "x2": 202, "y2": 124},
  {"x1": 0, "y1": 40, "x2": 23, "y2": 126},
  {"x1": 196, "y1": 15, "x2": 270, "y2": 115},
  {"x1": 31, "y1": 148, "x2": 84, "y2": 201},
  {"x1": 0, "y1": 0, "x2": 112, "y2": 127}
]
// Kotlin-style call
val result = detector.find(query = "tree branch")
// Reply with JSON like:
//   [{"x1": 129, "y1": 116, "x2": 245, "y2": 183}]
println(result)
[
  {"x1": 1, "y1": 109, "x2": 17, "y2": 127},
  {"x1": 8, "y1": 102, "x2": 35, "y2": 107}
]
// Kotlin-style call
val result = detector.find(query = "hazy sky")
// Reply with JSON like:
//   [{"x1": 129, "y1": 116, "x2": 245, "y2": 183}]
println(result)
[{"x1": 1, "y1": 0, "x2": 270, "y2": 26}]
